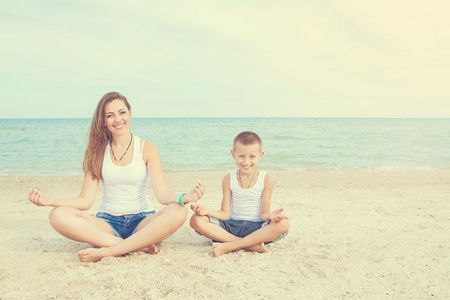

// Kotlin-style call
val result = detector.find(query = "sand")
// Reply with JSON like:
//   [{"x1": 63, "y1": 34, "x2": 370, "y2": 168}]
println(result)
[{"x1": 0, "y1": 171, "x2": 449, "y2": 299}]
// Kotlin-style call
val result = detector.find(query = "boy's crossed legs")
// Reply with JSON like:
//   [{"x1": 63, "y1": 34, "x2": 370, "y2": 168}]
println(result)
[{"x1": 190, "y1": 215, "x2": 289, "y2": 257}]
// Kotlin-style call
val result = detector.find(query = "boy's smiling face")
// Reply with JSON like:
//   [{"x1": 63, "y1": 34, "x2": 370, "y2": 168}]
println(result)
[{"x1": 231, "y1": 142, "x2": 264, "y2": 174}]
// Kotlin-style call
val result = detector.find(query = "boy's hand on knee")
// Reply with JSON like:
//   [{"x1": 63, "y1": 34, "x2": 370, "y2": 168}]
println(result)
[
  {"x1": 190, "y1": 203, "x2": 209, "y2": 216},
  {"x1": 270, "y1": 208, "x2": 289, "y2": 222}
]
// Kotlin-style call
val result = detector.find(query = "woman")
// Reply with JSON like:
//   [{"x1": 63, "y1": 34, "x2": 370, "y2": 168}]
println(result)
[{"x1": 28, "y1": 92, "x2": 204, "y2": 263}]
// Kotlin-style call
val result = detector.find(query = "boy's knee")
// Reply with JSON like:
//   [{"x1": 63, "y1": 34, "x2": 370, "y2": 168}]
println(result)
[
  {"x1": 190, "y1": 214, "x2": 207, "y2": 231},
  {"x1": 189, "y1": 214, "x2": 200, "y2": 230},
  {"x1": 274, "y1": 218, "x2": 290, "y2": 234}
]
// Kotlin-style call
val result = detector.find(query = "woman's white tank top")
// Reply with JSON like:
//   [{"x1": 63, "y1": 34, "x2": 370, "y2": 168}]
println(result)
[
  {"x1": 98, "y1": 136, "x2": 154, "y2": 216},
  {"x1": 229, "y1": 169, "x2": 266, "y2": 222}
]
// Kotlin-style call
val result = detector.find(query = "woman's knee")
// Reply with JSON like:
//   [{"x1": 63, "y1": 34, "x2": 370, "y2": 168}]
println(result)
[
  {"x1": 49, "y1": 206, "x2": 77, "y2": 228},
  {"x1": 168, "y1": 203, "x2": 188, "y2": 225}
]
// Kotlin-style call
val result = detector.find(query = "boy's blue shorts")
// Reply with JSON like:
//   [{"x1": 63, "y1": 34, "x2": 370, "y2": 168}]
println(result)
[
  {"x1": 208, "y1": 217, "x2": 287, "y2": 244},
  {"x1": 96, "y1": 211, "x2": 156, "y2": 239}
]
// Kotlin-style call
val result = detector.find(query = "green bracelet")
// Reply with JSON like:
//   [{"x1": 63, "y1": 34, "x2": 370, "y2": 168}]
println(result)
[{"x1": 177, "y1": 193, "x2": 186, "y2": 206}]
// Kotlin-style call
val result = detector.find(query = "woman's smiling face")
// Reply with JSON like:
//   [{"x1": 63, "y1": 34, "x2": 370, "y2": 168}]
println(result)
[{"x1": 104, "y1": 99, "x2": 132, "y2": 136}]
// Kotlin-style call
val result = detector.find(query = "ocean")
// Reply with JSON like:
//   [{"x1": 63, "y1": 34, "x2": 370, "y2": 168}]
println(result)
[{"x1": 1, "y1": 118, "x2": 449, "y2": 175}]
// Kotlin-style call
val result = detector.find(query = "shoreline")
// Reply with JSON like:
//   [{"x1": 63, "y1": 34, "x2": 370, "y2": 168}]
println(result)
[
  {"x1": 2, "y1": 167, "x2": 450, "y2": 176},
  {"x1": 1, "y1": 171, "x2": 449, "y2": 298}
]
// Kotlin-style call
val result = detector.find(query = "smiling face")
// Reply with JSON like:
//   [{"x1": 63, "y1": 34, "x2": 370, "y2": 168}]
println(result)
[
  {"x1": 104, "y1": 99, "x2": 131, "y2": 136},
  {"x1": 231, "y1": 142, "x2": 264, "y2": 174}
]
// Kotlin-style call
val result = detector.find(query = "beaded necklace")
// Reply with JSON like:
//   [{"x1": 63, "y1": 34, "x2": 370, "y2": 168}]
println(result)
[
  {"x1": 238, "y1": 168, "x2": 258, "y2": 189},
  {"x1": 111, "y1": 133, "x2": 133, "y2": 162}
]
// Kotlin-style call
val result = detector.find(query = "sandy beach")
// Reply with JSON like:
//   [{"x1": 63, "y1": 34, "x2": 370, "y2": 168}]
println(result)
[{"x1": 1, "y1": 171, "x2": 449, "y2": 299}]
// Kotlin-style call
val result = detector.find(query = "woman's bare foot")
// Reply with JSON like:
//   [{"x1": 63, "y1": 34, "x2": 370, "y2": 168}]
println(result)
[
  {"x1": 139, "y1": 243, "x2": 159, "y2": 254},
  {"x1": 78, "y1": 244, "x2": 159, "y2": 263},
  {"x1": 78, "y1": 248, "x2": 112, "y2": 263}
]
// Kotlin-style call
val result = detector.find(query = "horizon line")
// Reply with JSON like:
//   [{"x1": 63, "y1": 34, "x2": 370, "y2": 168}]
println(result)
[{"x1": 1, "y1": 116, "x2": 449, "y2": 120}]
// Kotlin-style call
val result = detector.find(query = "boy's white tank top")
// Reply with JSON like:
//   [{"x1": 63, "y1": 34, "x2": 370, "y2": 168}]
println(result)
[
  {"x1": 98, "y1": 136, "x2": 154, "y2": 216},
  {"x1": 230, "y1": 169, "x2": 266, "y2": 222}
]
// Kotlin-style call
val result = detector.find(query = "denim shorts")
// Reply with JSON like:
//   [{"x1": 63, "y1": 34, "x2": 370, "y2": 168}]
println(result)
[
  {"x1": 208, "y1": 217, "x2": 287, "y2": 244},
  {"x1": 96, "y1": 211, "x2": 155, "y2": 239}
]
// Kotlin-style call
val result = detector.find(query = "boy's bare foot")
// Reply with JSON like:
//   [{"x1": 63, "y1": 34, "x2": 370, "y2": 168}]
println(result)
[
  {"x1": 213, "y1": 243, "x2": 232, "y2": 257},
  {"x1": 244, "y1": 242, "x2": 267, "y2": 253},
  {"x1": 213, "y1": 242, "x2": 267, "y2": 257}
]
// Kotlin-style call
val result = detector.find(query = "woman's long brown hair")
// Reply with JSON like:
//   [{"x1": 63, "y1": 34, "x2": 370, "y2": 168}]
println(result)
[{"x1": 83, "y1": 92, "x2": 131, "y2": 180}]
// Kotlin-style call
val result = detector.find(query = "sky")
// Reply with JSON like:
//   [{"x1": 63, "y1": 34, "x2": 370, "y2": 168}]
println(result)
[{"x1": 1, "y1": 0, "x2": 449, "y2": 118}]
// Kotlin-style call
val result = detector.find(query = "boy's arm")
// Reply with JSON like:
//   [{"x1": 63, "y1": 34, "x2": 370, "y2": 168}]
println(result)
[
  {"x1": 259, "y1": 173, "x2": 274, "y2": 222},
  {"x1": 191, "y1": 174, "x2": 231, "y2": 220},
  {"x1": 259, "y1": 174, "x2": 289, "y2": 222}
]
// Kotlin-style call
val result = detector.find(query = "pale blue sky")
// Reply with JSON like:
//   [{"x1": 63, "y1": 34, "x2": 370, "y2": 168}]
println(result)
[{"x1": 1, "y1": 1, "x2": 449, "y2": 118}]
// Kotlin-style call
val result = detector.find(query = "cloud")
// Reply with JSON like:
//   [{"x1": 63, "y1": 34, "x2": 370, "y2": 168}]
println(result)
[{"x1": 1, "y1": 1, "x2": 449, "y2": 118}]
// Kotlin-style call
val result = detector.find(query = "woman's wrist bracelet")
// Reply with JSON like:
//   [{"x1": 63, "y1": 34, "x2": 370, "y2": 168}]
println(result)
[{"x1": 177, "y1": 193, "x2": 186, "y2": 206}]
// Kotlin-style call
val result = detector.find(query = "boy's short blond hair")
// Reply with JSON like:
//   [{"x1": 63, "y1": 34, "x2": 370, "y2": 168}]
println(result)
[{"x1": 233, "y1": 131, "x2": 262, "y2": 150}]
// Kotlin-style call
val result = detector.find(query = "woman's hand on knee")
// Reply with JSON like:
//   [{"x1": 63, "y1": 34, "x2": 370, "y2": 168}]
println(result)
[
  {"x1": 28, "y1": 188, "x2": 54, "y2": 206},
  {"x1": 183, "y1": 181, "x2": 205, "y2": 204}
]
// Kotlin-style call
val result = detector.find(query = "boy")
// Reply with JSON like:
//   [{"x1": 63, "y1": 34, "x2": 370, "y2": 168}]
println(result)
[{"x1": 190, "y1": 131, "x2": 289, "y2": 257}]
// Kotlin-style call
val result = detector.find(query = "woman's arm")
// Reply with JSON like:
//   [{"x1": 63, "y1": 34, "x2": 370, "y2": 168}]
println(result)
[
  {"x1": 28, "y1": 173, "x2": 99, "y2": 210},
  {"x1": 144, "y1": 140, "x2": 204, "y2": 205}
]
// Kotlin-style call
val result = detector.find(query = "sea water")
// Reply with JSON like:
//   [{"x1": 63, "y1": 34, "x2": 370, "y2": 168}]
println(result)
[{"x1": 1, "y1": 118, "x2": 449, "y2": 175}]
